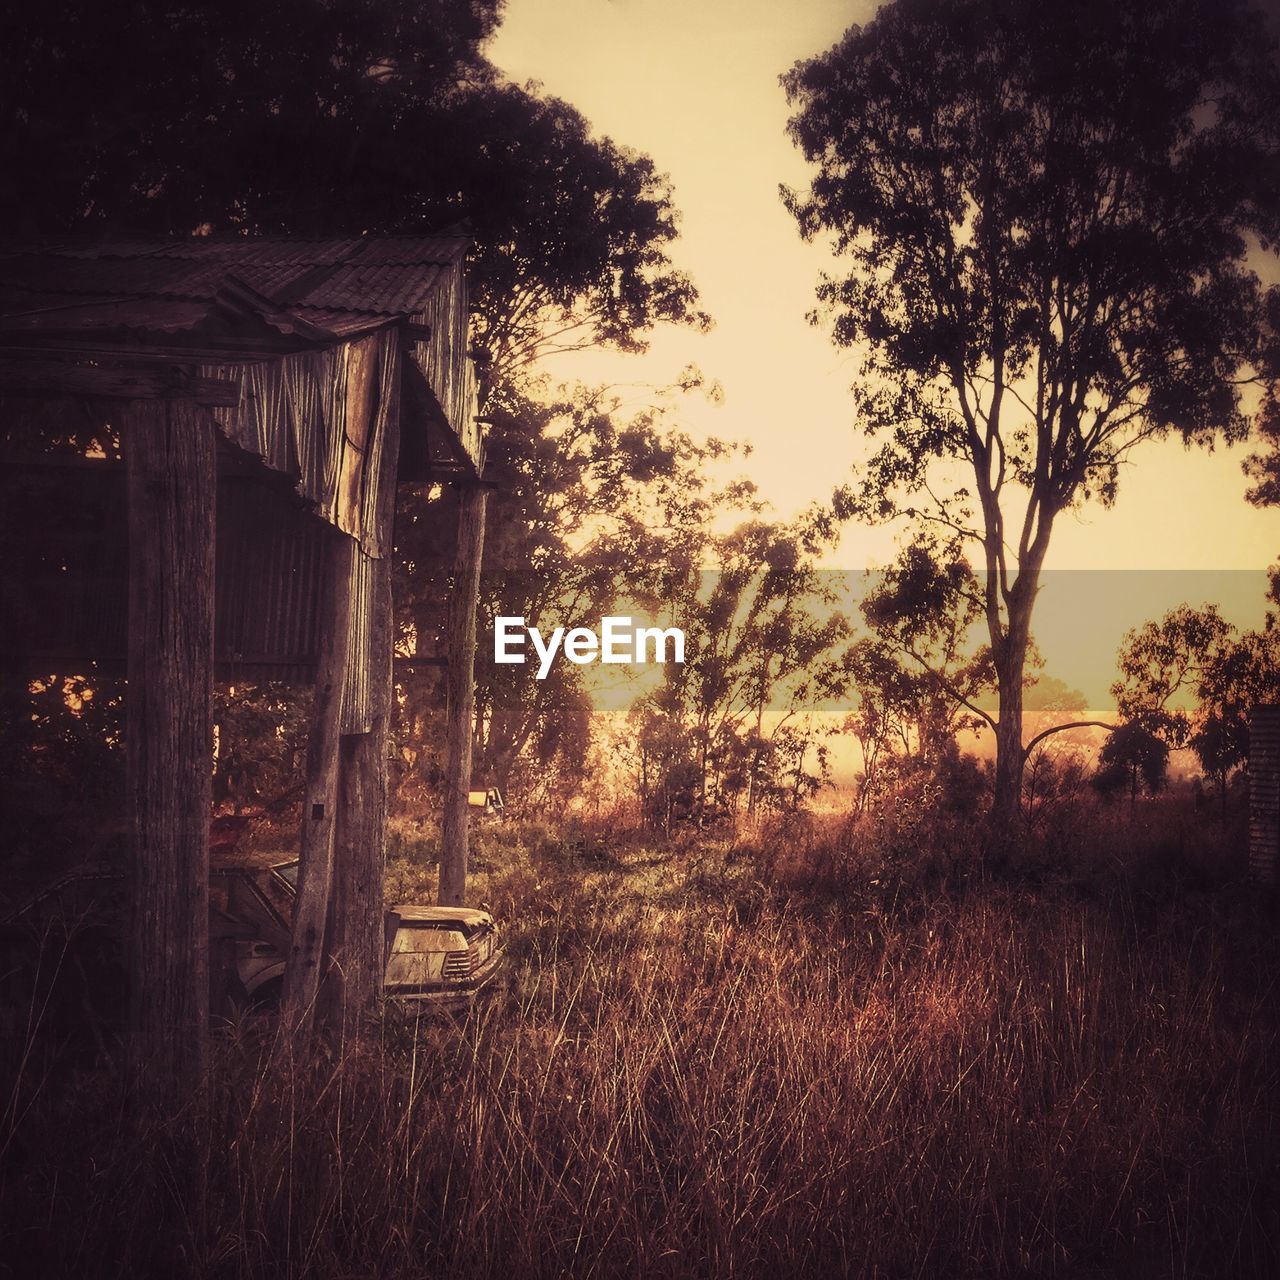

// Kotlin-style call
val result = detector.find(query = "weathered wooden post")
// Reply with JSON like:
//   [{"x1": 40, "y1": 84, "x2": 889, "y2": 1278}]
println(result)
[
  {"x1": 1248, "y1": 705, "x2": 1280, "y2": 886},
  {"x1": 323, "y1": 562, "x2": 390, "y2": 1034},
  {"x1": 324, "y1": 352, "x2": 402, "y2": 1033},
  {"x1": 125, "y1": 397, "x2": 216, "y2": 1108},
  {"x1": 283, "y1": 530, "x2": 355, "y2": 1034},
  {"x1": 439, "y1": 481, "x2": 488, "y2": 907}
]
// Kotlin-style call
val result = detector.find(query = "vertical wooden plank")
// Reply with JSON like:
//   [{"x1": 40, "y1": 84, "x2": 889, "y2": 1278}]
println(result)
[
  {"x1": 283, "y1": 529, "x2": 355, "y2": 1035},
  {"x1": 323, "y1": 561, "x2": 390, "y2": 1034},
  {"x1": 126, "y1": 398, "x2": 215, "y2": 1108},
  {"x1": 439, "y1": 482, "x2": 488, "y2": 907},
  {"x1": 323, "y1": 345, "x2": 401, "y2": 1034}
]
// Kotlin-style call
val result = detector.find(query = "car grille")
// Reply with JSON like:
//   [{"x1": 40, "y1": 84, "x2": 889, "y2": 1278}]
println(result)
[{"x1": 442, "y1": 949, "x2": 474, "y2": 979}]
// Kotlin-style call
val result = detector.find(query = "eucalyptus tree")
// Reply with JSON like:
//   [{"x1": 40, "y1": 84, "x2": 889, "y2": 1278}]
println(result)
[{"x1": 784, "y1": 0, "x2": 1280, "y2": 826}]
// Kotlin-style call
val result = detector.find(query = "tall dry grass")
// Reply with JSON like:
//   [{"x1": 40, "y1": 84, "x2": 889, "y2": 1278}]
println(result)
[{"x1": 2, "y1": 808, "x2": 1278, "y2": 1278}]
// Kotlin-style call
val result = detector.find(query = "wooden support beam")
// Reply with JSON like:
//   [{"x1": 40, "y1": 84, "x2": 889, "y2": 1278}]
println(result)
[
  {"x1": 0, "y1": 357, "x2": 241, "y2": 405},
  {"x1": 323, "y1": 348, "x2": 401, "y2": 1036},
  {"x1": 283, "y1": 530, "x2": 355, "y2": 1036},
  {"x1": 125, "y1": 398, "x2": 216, "y2": 1109},
  {"x1": 439, "y1": 482, "x2": 488, "y2": 907},
  {"x1": 323, "y1": 556, "x2": 391, "y2": 1036}
]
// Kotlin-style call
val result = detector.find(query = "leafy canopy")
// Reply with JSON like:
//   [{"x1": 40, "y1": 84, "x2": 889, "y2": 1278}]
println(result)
[
  {"x1": 1111, "y1": 602, "x2": 1280, "y2": 781},
  {"x1": 394, "y1": 377, "x2": 751, "y2": 802},
  {"x1": 784, "y1": 0, "x2": 1280, "y2": 819},
  {"x1": 2, "y1": 0, "x2": 709, "y2": 389},
  {"x1": 633, "y1": 518, "x2": 852, "y2": 824},
  {"x1": 784, "y1": 0, "x2": 1279, "y2": 616}
]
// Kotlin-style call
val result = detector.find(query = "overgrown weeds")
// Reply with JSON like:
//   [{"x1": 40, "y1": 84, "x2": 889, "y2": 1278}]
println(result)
[{"x1": 2, "y1": 803, "x2": 1278, "y2": 1277}]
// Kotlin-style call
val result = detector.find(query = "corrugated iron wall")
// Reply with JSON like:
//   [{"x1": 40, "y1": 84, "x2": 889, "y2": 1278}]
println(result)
[
  {"x1": 1249, "y1": 705, "x2": 1280, "y2": 885},
  {"x1": 214, "y1": 476, "x2": 326, "y2": 684},
  {"x1": 202, "y1": 327, "x2": 403, "y2": 555},
  {"x1": 4, "y1": 305, "x2": 417, "y2": 740},
  {"x1": 0, "y1": 456, "x2": 375, "y2": 720},
  {"x1": 408, "y1": 265, "x2": 482, "y2": 468}
]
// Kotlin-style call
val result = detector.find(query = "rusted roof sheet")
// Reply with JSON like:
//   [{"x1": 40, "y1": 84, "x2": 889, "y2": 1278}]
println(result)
[
  {"x1": 0, "y1": 236, "x2": 469, "y2": 320},
  {"x1": 0, "y1": 234, "x2": 484, "y2": 476},
  {"x1": 198, "y1": 328, "x2": 402, "y2": 553},
  {"x1": 300, "y1": 262, "x2": 449, "y2": 314}
]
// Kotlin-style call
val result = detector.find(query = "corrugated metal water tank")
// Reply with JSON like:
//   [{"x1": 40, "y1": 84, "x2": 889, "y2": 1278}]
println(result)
[{"x1": 1248, "y1": 705, "x2": 1280, "y2": 885}]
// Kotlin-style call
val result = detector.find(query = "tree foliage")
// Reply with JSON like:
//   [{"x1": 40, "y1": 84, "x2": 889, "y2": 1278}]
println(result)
[
  {"x1": 212, "y1": 684, "x2": 309, "y2": 813},
  {"x1": 632, "y1": 518, "x2": 850, "y2": 827},
  {"x1": 2, "y1": 0, "x2": 708, "y2": 392},
  {"x1": 1111, "y1": 603, "x2": 1280, "y2": 791},
  {"x1": 395, "y1": 378, "x2": 751, "y2": 807},
  {"x1": 846, "y1": 536, "x2": 994, "y2": 808},
  {"x1": 1244, "y1": 286, "x2": 1280, "y2": 512},
  {"x1": 784, "y1": 0, "x2": 1280, "y2": 821},
  {"x1": 1112, "y1": 605, "x2": 1236, "y2": 746},
  {"x1": 2, "y1": 2, "x2": 720, "y2": 835},
  {"x1": 1093, "y1": 723, "x2": 1170, "y2": 803}
]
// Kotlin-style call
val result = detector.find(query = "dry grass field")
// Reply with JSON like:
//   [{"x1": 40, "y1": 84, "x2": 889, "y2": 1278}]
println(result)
[{"x1": 2, "y1": 799, "x2": 1278, "y2": 1278}]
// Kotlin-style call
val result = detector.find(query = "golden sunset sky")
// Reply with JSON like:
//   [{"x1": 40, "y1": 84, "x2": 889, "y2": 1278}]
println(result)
[{"x1": 491, "y1": 0, "x2": 1279, "y2": 705}]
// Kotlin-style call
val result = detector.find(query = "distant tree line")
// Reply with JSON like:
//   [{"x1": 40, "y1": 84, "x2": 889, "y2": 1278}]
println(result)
[{"x1": 5, "y1": 0, "x2": 1280, "y2": 853}]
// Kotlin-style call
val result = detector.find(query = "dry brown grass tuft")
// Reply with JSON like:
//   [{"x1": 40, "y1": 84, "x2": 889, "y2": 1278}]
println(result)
[{"x1": 3, "y1": 813, "x2": 1279, "y2": 1277}]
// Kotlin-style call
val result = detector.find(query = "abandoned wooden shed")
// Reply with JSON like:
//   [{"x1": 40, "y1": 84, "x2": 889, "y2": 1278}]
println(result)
[{"x1": 0, "y1": 235, "x2": 487, "y2": 1099}]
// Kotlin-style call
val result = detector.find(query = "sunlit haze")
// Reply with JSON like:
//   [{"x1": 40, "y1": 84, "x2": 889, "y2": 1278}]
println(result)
[{"x1": 491, "y1": 0, "x2": 1279, "y2": 580}]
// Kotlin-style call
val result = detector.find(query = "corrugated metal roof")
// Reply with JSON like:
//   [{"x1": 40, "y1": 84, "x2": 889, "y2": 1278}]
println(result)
[
  {"x1": 0, "y1": 255, "x2": 237, "y2": 298},
  {"x1": 0, "y1": 235, "x2": 470, "y2": 331},
  {"x1": 140, "y1": 238, "x2": 369, "y2": 265},
  {"x1": 0, "y1": 293, "x2": 212, "y2": 336},
  {"x1": 284, "y1": 307, "x2": 394, "y2": 337},
  {"x1": 0, "y1": 233, "x2": 484, "y2": 480},
  {"x1": 345, "y1": 236, "x2": 471, "y2": 265},
  {"x1": 300, "y1": 263, "x2": 448, "y2": 314}
]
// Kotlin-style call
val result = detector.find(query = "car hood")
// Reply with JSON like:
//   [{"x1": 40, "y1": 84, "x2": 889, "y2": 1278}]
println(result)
[{"x1": 389, "y1": 904, "x2": 495, "y2": 939}]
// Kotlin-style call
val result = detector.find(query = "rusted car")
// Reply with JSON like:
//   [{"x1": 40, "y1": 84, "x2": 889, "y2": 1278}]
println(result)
[
  {"x1": 383, "y1": 904, "x2": 503, "y2": 1009},
  {"x1": 210, "y1": 851, "x2": 503, "y2": 1010},
  {"x1": 4, "y1": 846, "x2": 503, "y2": 1019}
]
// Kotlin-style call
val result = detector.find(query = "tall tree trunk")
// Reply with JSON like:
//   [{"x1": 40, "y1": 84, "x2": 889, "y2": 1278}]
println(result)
[
  {"x1": 439, "y1": 482, "x2": 488, "y2": 907},
  {"x1": 986, "y1": 505, "x2": 1053, "y2": 833},
  {"x1": 126, "y1": 398, "x2": 215, "y2": 1110},
  {"x1": 991, "y1": 615, "x2": 1030, "y2": 829}
]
